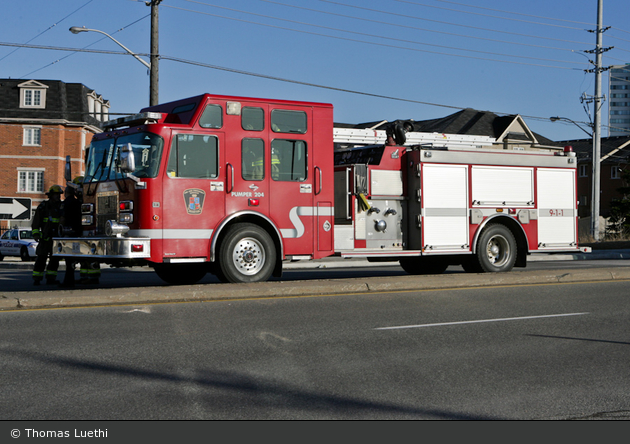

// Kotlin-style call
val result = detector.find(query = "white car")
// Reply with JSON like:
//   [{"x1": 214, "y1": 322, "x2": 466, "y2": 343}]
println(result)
[{"x1": 0, "y1": 228, "x2": 38, "y2": 261}]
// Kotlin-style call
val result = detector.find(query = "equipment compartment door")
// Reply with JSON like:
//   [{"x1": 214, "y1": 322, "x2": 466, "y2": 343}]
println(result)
[
  {"x1": 537, "y1": 168, "x2": 577, "y2": 249},
  {"x1": 422, "y1": 164, "x2": 469, "y2": 252}
]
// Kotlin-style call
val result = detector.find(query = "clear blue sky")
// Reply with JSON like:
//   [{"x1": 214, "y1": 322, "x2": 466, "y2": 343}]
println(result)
[{"x1": 1, "y1": 0, "x2": 628, "y2": 141}]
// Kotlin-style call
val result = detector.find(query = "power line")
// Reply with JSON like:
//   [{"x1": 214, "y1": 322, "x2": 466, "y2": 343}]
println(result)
[
  {"x1": 314, "y1": 0, "x2": 593, "y2": 46},
  {"x1": 257, "y1": 0, "x2": 587, "y2": 55},
  {"x1": 0, "y1": 0, "x2": 97, "y2": 64},
  {"x1": 431, "y1": 0, "x2": 596, "y2": 26},
  {"x1": 19, "y1": 14, "x2": 150, "y2": 79},
  {"x1": 167, "y1": 4, "x2": 585, "y2": 69},
  {"x1": 394, "y1": 0, "x2": 591, "y2": 31}
]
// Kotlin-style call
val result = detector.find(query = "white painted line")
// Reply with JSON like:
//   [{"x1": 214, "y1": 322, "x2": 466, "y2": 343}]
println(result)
[{"x1": 375, "y1": 312, "x2": 590, "y2": 330}]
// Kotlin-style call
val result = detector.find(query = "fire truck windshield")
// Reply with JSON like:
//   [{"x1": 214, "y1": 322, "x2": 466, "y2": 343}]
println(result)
[{"x1": 85, "y1": 132, "x2": 164, "y2": 182}]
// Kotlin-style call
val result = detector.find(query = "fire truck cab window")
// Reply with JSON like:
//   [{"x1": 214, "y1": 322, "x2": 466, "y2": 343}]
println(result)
[
  {"x1": 242, "y1": 107, "x2": 264, "y2": 131},
  {"x1": 242, "y1": 138, "x2": 264, "y2": 181},
  {"x1": 167, "y1": 134, "x2": 218, "y2": 179},
  {"x1": 271, "y1": 139, "x2": 307, "y2": 181},
  {"x1": 270, "y1": 109, "x2": 307, "y2": 134},
  {"x1": 199, "y1": 104, "x2": 223, "y2": 129}
]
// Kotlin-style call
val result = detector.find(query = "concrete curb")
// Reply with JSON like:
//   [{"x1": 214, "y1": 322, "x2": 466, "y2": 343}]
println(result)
[{"x1": 2, "y1": 266, "x2": 629, "y2": 311}]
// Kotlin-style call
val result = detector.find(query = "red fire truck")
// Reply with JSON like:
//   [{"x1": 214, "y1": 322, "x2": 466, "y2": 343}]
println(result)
[{"x1": 54, "y1": 93, "x2": 584, "y2": 284}]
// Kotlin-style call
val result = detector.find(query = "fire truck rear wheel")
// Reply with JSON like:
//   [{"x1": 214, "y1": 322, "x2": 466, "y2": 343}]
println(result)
[
  {"x1": 220, "y1": 223, "x2": 276, "y2": 283},
  {"x1": 399, "y1": 257, "x2": 448, "y2": 275},
  {"x1": 473, "y1": 224, "x2": 517, "y2": 273}
]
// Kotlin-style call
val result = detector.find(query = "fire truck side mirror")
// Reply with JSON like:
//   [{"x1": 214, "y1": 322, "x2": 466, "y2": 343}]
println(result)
[{"x1": 120, "y1": 143, "x2": 136, "y2": 174}]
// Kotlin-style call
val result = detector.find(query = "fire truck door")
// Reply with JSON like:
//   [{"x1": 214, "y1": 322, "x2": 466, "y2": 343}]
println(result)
[
  {"x1": 161, "y1": 132, "x2": 225, "y2": 259},
  {"x1": 268, "y1": 138, "x2": 314, "y2": 257},
  {"x1": 422, "y1": 164, "x2": 469, "y2": 252},
  {"x1": 224, "y1": 136, "x2": 270, "y2": 220}
]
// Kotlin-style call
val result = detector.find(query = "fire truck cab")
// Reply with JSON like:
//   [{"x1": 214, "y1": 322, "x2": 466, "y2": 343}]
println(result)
[{"x1": 54, "y1": 93, "x2": 583, "y2": 284}]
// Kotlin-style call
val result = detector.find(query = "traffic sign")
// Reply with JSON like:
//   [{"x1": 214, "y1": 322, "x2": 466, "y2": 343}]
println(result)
[{"x1": 0, "y1": 197, "x2": 32, "y2": 220}]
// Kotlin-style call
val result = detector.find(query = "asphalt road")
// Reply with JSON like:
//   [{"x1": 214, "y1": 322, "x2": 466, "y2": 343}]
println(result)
[
  {"x1": 1, "y1": 252, "x2": 630, "y2": 310},
  {"x1": 1, "y1": 277, "x2": 629, "y2": 420}
]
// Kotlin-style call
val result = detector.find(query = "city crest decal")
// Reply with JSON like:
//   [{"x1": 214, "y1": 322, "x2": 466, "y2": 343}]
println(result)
[{"x1": 183, "y1": 188, "x2": 206, "y2": 215}]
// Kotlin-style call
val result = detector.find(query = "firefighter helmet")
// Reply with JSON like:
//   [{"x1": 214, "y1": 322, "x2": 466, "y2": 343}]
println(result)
[
  {"x1": 46, "y1": 184, "x2": 63, "y2": 195},
  {"x1": 73, "y1": 176, "x2": 84, "y2": 185}
]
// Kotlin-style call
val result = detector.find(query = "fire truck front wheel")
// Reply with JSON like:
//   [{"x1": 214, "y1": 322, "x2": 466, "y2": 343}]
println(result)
[
  {"x1": 219, "y1": 223, "x2": 276, "y2": 283},
  {"x1": 472, "y1": 224, "x2": 517, "y2": 273}
]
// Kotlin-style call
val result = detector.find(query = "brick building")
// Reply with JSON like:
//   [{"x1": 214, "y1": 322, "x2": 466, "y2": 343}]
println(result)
[{"x1": 0, "y1": 79, "x2": 108, "y2": 230}]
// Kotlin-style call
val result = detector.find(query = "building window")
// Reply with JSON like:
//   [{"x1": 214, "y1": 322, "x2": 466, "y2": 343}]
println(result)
[
  {"x1": 611, "y1": 166, "x2": 622, "y2": 179},
  {"x1": 23, "y1": 126, "x2": 41, "y2": 146},
  {"x1": 18, "y1": 170, "x2": 44, "y2": 193},
  {"x1": 19, "y1": 82, "x2": 47, "y2": 109},
  {"x1": 578, "y1": 164, "x2": 588, "y2": 177}
]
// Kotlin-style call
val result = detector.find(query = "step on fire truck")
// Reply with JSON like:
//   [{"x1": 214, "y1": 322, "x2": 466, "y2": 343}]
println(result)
[{"x1": 54, "y1": 93, "x2": 584, "y2": 284}]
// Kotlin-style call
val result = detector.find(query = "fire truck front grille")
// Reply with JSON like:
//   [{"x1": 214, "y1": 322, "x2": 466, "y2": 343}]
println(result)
[{"x1": 96, "y1": 192, "x2": 119, "y2": 235}]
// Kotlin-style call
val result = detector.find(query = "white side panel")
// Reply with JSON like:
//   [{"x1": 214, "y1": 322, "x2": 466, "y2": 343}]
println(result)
[
  {"x1": 334, "y1": 225, "x2": 354, "y2": 250},
  {"x1": 537, "y1": 168, "x2": 577, "y2": 247},
  {"x1": 371, "y1": 170, "x2": 403, "y2": 195},
  {"x1": 423, "y1": 164, "x2": 469, "y2": 249},
  {"x1": 472, "y1": 166, "x2": 534, "y2": 206}
]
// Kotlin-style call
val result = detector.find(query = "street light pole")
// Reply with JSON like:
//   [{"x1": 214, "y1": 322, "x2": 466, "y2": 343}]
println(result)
[
  {"x1": 69, "y1": 24, "x2": 158, "y2": 106},
  {"x1": 69, "y1": 26, "x2": 150, "y2": 70},
  {"x1": 549, "y1": 116, "x2": 593, "y2": 138}
]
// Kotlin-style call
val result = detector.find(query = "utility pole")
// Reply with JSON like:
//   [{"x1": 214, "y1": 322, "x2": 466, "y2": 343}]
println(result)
[
  {"x1": 585, "y1": 0, "x2": 611, "y2": 241},
  {"x1": 149, "y1": 0, "x2": 161, "y2": 106},
  {"x1": 591, "y1": 0, "x2": 603, "y2": 241}
]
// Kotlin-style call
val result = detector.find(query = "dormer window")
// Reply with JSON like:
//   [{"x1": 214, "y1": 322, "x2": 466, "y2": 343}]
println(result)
[{"x1": 19, "y1": 80, "x2": 48, "y2": 109}]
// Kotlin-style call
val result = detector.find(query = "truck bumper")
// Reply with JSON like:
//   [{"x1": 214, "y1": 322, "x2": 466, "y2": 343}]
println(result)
[{"x1": 53, "y1": 237, "x2": 151, "y2": 259}]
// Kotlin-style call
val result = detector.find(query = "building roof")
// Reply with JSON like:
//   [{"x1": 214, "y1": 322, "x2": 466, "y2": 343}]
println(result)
[
  {"x1": 0, "y1": 78, "x2": 105, "y2": 128},
  {"x1": 336, "y1": 107, "x2": 556, "y2": 146},
  {"x1": 554, "y1": 136, "x2": 630, "y2": 164}
]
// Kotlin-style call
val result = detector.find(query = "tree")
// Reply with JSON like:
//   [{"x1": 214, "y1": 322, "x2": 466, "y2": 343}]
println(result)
[{"x1": 606, "y1": 167, "x2": 630, "y2": 238}]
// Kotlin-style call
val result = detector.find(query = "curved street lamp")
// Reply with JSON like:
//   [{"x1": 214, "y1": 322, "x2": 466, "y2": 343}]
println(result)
[
  {"x1": 70, "y1": 26, "x2": 158, "y2": 106},
  {"x1": 550, "y1": 116, "x2": 600, "y2": 240},
  {"x1": 69, "y1": 26, "x2": 151, "y2": 69},
  {"x1": 549, "y1": 116, "x2": 593, "y2": 138}
]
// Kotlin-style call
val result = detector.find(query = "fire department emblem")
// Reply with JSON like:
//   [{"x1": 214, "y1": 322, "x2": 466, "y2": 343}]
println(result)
[{"x1": 183, "y1": 188, "x2": 206, "y2": 215}]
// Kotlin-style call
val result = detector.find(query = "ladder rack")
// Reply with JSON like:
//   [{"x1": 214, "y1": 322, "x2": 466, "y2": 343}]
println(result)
[{"x1": 333, "y1": 127, "x2": 495, "y2": 148}]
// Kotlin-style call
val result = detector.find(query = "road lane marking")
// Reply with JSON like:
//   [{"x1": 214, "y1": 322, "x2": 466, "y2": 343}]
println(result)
[{"x1": 374, "y1": 312, "x2": 590, "y2": 330}]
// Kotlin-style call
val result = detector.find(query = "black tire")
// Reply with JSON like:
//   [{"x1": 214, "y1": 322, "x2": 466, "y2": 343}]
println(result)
[
  {"x1": 399, "y1": 257, "x2": 448, "y2": 275},
  {"x1": 20, "y1": 247, "x2": 31, "y2": 262},
  {"x1": 154, "y1": 263, "x2": 207, "y2": 285},
  {"x1": 471, "y1": 224, "x2": 517, "y2": 273},
  {"x1": 219, "y1": 223, "x2": 275, "y2": 283}
]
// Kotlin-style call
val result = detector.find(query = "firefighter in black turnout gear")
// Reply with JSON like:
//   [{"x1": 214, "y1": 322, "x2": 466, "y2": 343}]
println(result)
[
  {"x1": 59, "y1": 177, "x2": 83, "y2": 287},
  {"x1": 32, "y1": 185, "x2": 64, "y2": 285}
]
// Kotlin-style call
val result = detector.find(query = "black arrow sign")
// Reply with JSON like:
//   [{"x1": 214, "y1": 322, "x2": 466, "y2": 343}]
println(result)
[{"x1": 0, "y1": 197, "x2": 32, "y2": 220}]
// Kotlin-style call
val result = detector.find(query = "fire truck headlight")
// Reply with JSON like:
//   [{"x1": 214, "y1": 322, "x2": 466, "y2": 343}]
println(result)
[
  {"x1": 81, "y1": 215, "x2": 93, "y2": 225},
  {"x1": 119, "y1": 213, "x2": 134, "y2": 224}
]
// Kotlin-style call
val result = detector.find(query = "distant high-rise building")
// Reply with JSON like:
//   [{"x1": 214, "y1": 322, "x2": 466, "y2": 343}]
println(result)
[{"x1": 609, "y1": 64, "x2": 630, "y2": 137}]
